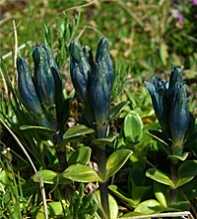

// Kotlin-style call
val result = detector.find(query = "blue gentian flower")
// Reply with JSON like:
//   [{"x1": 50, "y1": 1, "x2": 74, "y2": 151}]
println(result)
[
  {"x1": 146, "y1": 66, "x2": 194, "y2": 153},
  {"x1": 69, "y1": 38, "x2": 114, "y2": 137}
]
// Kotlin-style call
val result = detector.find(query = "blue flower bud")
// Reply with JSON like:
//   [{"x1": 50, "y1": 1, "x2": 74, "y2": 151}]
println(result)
[
  {"x1": 88, "y1": 38, "x2": 114, "y2": 137},
  {"x1": 32, "y1": 45, "x2": 55, "y2": 108},
  {"x1": 17, "y1": 57, "x2": 49, "y2": 127},
  {"x1": 95, "y1": 37, "x2": 114, "y2": 93},
  {"x1": 169, "y1": 82, "x2": 190, "y2": 149},
  {"x1": 69, "y1": 38, "x2": 114, "y2": 137},
  {"x1": 146, "y1": 66, "x2": 194, "y2": 152},
  {"x1": 42, "y1": 45, "x2": 59, "y2": 71},
  {"x1": 17, "y1": 57, "x2": 43, "y2": 114},
  {"x1": 169, "y1": 66, "x2": 183, "y2": 91},
  {"x1": 69, "y1": 42, "x2": 91, "y2": 101},
  {"x1": 145, "y1": 76, "x2": 168, "y2": 132}
]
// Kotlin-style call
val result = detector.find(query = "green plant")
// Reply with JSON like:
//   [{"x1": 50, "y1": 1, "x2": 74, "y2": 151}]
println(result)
[
  {"x1": 17, "y1": 44, "x2": 69, "y2": 171},
  {"x1": 1, "y1": 38, "x2": 132, "y2": 219},
  {"x1": 145, "y1": 66, "x2": 194, "y2": 156},
  {"x1": 143, "y1": 67, "x2": 197, "y2": 216},
  {"x1": 1, "y1": 1, "x2": 197, "y2": 218},
  {"x1": 68, "y1": 37, "x2": 132, "y2": 219}
]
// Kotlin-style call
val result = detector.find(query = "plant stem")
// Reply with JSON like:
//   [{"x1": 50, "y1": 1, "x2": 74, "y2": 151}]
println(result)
[
  {"x1": 94, "y1": 146, "x2": 109, "y2": 219},
  {"x1": 99, "y1": 180, "x2": 109, "y2": 219},
  {"x1": 170, "y1": 142, "x2": 182, "y2": 202},
  {"x1": 170, "y1": 160, "x2": 177, "y2": 202},
  {"x1": 96, "y1": 125, "x2": 110, "y2": 219},
  {"x1": 56, "y1": 147, "x2": 68, "y2": 171},
  {"x1": 54, "y1": 132, "x2": 68, "y2": 171}
]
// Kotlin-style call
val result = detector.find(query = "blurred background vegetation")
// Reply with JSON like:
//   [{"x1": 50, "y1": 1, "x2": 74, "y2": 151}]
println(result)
[
  {"x1": 1, "y1": 0, "x2": 197, "y2": 69},
  {"x1": 1, "y1": 0, "x2": 197, "y2": 111}
]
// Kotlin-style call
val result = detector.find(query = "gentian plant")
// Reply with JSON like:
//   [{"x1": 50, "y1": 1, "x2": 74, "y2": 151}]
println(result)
[
  {"x1": 70, "y1": 37, "x2": 114, "y2": 218},
  {"x1": 17, "y1": 45, "x2": 67, "y2": 132},
  {"x1": 144, "y1": 67, "x2": 197, "y2": 211},
  {"x1": 14, "y1": 40, "x2": 132, "y2": 219},
  {"x1": 17, "y1": 45, "x2": 69, "y2": 169},
  {"x1": 70, "y1": 37, "x2": 114, "y2": 137},
  {"x1": 145, "y1": 66, "x2": 194, "y2": 156}
]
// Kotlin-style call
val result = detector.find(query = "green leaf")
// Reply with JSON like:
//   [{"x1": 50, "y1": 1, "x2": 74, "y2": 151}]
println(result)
[
  {"x1": 168, "y1": 152, "x2": 189, "y2": 162},
  {"x1": 93, "y1": 190, "x2": 118, "y2": 219},
  {"x1": 105, "y1": 149, "x2": 132, "y2": 180},
  {"x1": 62, "y1": 164, "x2": 102, "y2": 183},
  {"x1": 182, "y1": 179, "x2": 197, "y2": 200},
  {"x1": 35, "y1": 208, "x2": 45, "y2": 219},
  {"x1": 109, "y1": 194, "x2": 118, "y2": 219},
  {"x1": 175, "y1": 177, "x2": 194, "y2": 188},
  {"x1": 48, "y1": 201, "x2": 64, "y2": 216},
  {"x1": 68, "y1": 146, "x2": 91, "y2": 165},
  {"x1": 134, "y1": 199, "x2": 161, "y2": 214},
  {"x1": 32, "y1": 170, "x2": 58, "y2": 184},
  {"x1": 173, "y1": 160, "x2": 197, "y2": 188},
  {"x1": 124, "y1": 111, "x2": 143, "y2": 143},
  {"x1": 63, "y1": 125, "x2": 94, "y2": 140},
  {"x1": 121, "y1": 212, "x2": 143, "y2": 217},
  {"x1": 0, "y1": 170, "x2": 9, "y2": 185},
  {"x1": 131, "y1": 180, "x2": 150, "y2": 205},
  {"x1": 160, "y1": 42, "x2": 168, "y2": 65},
  {"x1": 36, "y1": 202, "x2": 65, "y2": 219},
  {"x1": 154, "y1": 183, "x2": 167, "y2": 208},
  {"x1": 19, "y1": 125, "x2": 54, "y2": 132},
  {"x1": 146, "y1": 168, "x2": 175, "y2": 188},
  {"x1": 168, "y1": 201, "x2": 189, "y2": 211},
  {"x1": 110, "y1": 101, "x2": 128, "y2": 120},
  {"x1": 108, "y1": 185, "x2": 138, "y2": 207},
  {"x1": 178, "y1": 160, "x2": 197, "y2": 178},
  {"x1": 93, "y1": 135, "x2": 117, "y2": 148}
]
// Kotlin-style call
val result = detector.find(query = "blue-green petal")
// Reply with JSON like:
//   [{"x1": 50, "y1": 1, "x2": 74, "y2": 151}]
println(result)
[
  {"x1": 95, "y1": 37, "x2": 114, "y2": 92},
  {"x1": 145, "y1": 76, "x2": 168, "y2": 131},
  {"x1": 169, "y1": 82, "x2": 190, "y2": 146},
  {"x1": 69, "y1": 42, "x2": 91, "y2": 101},
  {"x1": 168, "y1": 66, "x2": 183, "y2": 94},
  {"x1": 17, "y1": 57, "x2": 43, "y2": 115},
  {"x1": 32, "y1": 45, "x2": 55, "y2": 107},
  {"x1": 88, "y1": 38, "x2": 114, "y2": 136}
]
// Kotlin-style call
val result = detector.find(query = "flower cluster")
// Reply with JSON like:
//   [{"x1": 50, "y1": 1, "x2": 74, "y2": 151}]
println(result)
[
  {"x1": 17, "y1": 45, "x2": 67, "y2": 133},
  {"x1": 69, "y1": 38, "x2": 114, "y2": 137},
  {"x1": 145, "y1": 67, "x2": 194, "y2": 154}
]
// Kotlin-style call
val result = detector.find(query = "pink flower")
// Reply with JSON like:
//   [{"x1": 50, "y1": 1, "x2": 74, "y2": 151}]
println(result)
[
  {"x1": 192, "y1": 0, "x2": 197, "y2": 5},
  {"x1": 171, "y1": 9, "x2": 184, "y2": 28}
]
